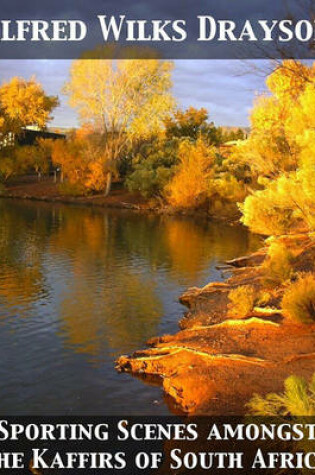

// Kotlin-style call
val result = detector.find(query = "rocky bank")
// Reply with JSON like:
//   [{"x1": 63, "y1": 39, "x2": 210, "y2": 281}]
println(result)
[{"x1": 116, "y1": 235, "x2": 315, "y2": 414}]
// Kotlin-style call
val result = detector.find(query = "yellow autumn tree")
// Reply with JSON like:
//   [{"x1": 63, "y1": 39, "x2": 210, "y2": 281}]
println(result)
[
  {"x1": 0, "y1": 77, "x2": 58, "y2": 182},
  {"x1": 64, "y1": 55, "x2": 175, "y2": 195},
  {"x1": 0, "y1": 76, "x2": 58, "y2": 134},
  {"x1": 165, "y1": 138, "x2": 216, "y2": 208},
  {"x1": 240, "y1": 61, "x2": 315, "y2": 235},
  {"x1": 233, "y1": 61, "x2": 312, "y2": 180}
]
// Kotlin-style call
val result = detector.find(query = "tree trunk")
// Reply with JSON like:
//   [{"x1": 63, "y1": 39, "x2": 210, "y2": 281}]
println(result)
[{"x1": 104, "y1": 171, "x2": 112, "y2": 197}]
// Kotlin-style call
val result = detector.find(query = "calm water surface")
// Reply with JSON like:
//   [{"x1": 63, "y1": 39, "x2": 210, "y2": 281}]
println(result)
[{"x1": 0, "y1": 199, "x2": 261, "y2": 415}]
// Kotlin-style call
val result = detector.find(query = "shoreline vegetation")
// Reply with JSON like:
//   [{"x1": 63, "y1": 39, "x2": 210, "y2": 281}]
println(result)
[
  {"x1": 1, "y1": 56, "x2": 315, "y2": 416},
  {"x1": 0, "y1": 178, "x2": 241, "y2": 222},
  {"x1": 116, "y1": 234, "x2": 315, "y2": 414},
  {"x1": 115, "y1": 60, "x2": 315, "y2": 416}
]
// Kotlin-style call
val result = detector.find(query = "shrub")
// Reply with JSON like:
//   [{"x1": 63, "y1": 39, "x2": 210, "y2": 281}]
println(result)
[
  {"x1": 262, "y1": 240, "x2": 294, "y2": 285},
  {"x1": 240, "y1": 176, "x2": 297, "y2": 236},
  {"x1": 256, "y1": 290, "x2": 272, "y2": 306},
  {"x1": 282, "y1": 273, "x2": 315, "y2": 324},
  {"x1": 247, "y1": 374, "x2": 315, "y2": 416},
  {"x1": 0, "y1": 147, "x2": 28, "y2": 182},
  {"x1": 165, "y1": 138, "x2": 216, "y2": 208},
  {"x1": 84, "y1": 160, "x2": 107, "y2": 192},
  {"x1": 227, "y1": 285, "x2": 256, "y2": 318},
  {"x1": 214, "y1": 174, "x2": 248, "y2": 203},
  {"x1": 51, "y1": 131, "x2": 112, "y2": 194},
  {"x1": 126, "y1": 164, "x2": 174, "y2": 198},
  {"x1": 126, "y1": 139, "x2": 178, "y2": 198}
]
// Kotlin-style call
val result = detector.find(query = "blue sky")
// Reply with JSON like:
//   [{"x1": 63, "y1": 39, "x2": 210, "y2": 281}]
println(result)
[{"x1": 0, "y1": 59, "x2": 270, "y2": 128}]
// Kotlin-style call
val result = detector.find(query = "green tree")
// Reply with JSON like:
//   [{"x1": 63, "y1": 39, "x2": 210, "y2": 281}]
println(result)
[
  {"x1": 126, "y1": 138, "x2": 178, "y2": 198},
  {"x1": 164, "y1": 106, "x2": 222, "y2": 145}
]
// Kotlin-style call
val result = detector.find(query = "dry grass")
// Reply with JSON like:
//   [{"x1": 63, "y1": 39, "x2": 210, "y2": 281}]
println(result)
[
  {"x1": 248, "y1": 373, "x2": 315, "y2": 416},
  {"x1": 282, "y1": 273, "x2": 315, "y2": 324},
  {"x1": 262, "y1": 240, "x2": 294, "y2": 285},
  {"x1": 227, "y1": 285, "x2": 256, "y2": 318}
]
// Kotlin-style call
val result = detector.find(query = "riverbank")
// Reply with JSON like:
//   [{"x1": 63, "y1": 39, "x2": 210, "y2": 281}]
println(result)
[
  {"x1": 117, "y1": 234, "x2": 315, "y2": 415},
  {"x1": 1, "y1": 178, "x2": 152, "y2": 210},
  {"x1": 1, "y1": 178, "x2": 241, "y2": 220}
]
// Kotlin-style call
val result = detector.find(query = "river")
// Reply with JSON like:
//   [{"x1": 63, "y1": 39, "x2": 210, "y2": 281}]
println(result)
[{"x1": 0, "y1": 199, "x2": 261, "y2": 415}]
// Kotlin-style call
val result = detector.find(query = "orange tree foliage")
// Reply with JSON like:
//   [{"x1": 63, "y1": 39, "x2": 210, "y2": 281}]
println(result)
[
  {"x1": 0, "y1": 77, "x2": 58, "y2": 182},
  {"x1": 51, "y1": 130, "x2": 112, "y2": 194},
  {"x1": 239, "y1": 61, "x2": 315, "y2": 235},
  {"x1": 165, "y1": 138, "x2": 216, "y2": 208}
]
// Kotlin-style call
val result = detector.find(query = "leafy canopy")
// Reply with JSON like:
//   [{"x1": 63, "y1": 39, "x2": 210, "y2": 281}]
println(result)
[
  {"x1": 0, "y1": 76, "x2": 58, "y2": 134},
  {"x1": 240, "y1": 61, "x2": 315, "y2": 234}
]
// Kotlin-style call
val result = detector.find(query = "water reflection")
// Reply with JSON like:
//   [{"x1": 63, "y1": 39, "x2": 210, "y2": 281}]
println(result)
[{"x1": 0, "y1": 200, "x2": 261, "y2": 414}]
